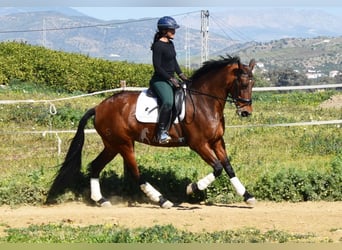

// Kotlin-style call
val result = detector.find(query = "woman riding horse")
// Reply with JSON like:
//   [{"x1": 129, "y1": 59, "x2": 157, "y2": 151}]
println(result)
[
  {"x1": 150, "y1": 16, "x2": 188, "y2": 144},
  {"x1": 46, "y1": 55, "x2": 256, "y2": 209}
]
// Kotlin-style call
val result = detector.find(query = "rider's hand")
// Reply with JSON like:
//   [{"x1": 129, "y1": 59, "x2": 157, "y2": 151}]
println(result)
[
  {"x1": 179, "y1": 73, "x2": 188, "y2": 82},
  {"x1": 169, "y1": 77, "x2": 181, "y2": 88}
]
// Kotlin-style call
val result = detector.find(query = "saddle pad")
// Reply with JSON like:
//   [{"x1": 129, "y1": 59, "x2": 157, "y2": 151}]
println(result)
[{"x1": 135, "y1": 90, "x2": 185, "y2": 123}]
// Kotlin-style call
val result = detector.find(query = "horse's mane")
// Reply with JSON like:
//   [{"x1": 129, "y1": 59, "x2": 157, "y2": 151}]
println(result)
[{"x1": 190, "y1": 55, "x2": 240, "y2": 81}]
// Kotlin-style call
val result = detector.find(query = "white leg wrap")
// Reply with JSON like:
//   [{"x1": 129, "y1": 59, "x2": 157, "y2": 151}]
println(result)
[
  {"x1": 140, "y1": 182, "x2": 162, "y2": 203},
  {"x1": 90, "y1": 178, "x2": 103, "y2": 202},
  {"x1": 197, "y1": 173, "x2": 215, "y2": 191},
  {"x1": 230, "y1": 177, "x2": 246, "y2": 196}
]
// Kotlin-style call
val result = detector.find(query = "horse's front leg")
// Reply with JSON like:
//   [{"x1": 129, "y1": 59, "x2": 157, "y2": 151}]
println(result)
[
  {"x1": 187, "y1": 140, "x2": 256, "y2": 205},
  {"x1": 215, "y1": 138, "x2": 255, "y2": 204},
  {"x1": 186, "y1": 158, "x2": 226, "y2": 195},
  {"x1": 222, "y1": 157, "x2": 256, "y2": 204},
  {"x1": 186, "y1": 143, "x2": 223, "y2": 195}
]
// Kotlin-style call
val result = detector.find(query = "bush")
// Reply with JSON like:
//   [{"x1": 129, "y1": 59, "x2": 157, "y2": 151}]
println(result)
[
  {"x1": 0, "y1": 41, "x2": 154, "y2": 92},
  {"x1": 251, "y1": 154, "x2": 342, "y2": 202}
]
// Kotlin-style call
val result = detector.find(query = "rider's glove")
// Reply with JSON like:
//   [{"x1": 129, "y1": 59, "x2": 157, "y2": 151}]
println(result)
[
  {"x1": 179, "y1": 73, "x2": 188, "y2": 82},
  {"x1": 169, "y1": 77, "x2": 181, "y2": 88}
]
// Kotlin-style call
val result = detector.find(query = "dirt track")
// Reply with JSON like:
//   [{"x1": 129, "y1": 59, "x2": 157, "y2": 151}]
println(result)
[{"x1": 0, "y1": 201, "x2": 341, "y2": 242}]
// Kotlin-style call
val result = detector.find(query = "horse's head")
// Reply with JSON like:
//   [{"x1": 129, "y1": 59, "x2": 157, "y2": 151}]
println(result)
[
  {"x1": 232, "y1": 59, "x2": 256, "y2": 117},
  {"x1": 189, "y1": 55, "x2": 256, "y2": 117}
]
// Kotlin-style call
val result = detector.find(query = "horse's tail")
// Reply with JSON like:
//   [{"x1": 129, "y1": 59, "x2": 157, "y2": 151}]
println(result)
[{"x1": 45, "y1": 107, "x2": 96, "y2": 203}]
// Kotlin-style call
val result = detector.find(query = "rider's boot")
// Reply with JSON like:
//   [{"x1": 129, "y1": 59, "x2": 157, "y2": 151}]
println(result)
[
  {"x1": 158, "y1": 128, "x2": 171, "y2": 144},
  {"x1": 157, "y1": 106, "x2": 172, "y2": 144}
]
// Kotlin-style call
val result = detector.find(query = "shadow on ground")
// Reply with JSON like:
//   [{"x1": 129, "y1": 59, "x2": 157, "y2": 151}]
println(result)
[{"x1": 46, "y1": 164, "x2": 206, "y2": 206}]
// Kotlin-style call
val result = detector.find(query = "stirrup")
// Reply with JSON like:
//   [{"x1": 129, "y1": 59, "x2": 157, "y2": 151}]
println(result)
[{"x1": 159, "y1": 132, "x2": 171, "y2": 144}]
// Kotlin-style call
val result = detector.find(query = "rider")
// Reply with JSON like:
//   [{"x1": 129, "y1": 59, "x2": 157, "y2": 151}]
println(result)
[{"x1": 150, "y1": 16, "x2": 188, "y2": 144}]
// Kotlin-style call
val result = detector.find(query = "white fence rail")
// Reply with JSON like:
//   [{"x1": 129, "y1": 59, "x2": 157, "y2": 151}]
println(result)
[
  {"x1": 253, "y1": 83, "x2": 342, "y2": 92},
  {"x1": 0, "y1": 84, "x2": 341, "y2": 133},
  {"x1": 3, "y1": 120, "x2": 339, "y2": 136},
  {"x1": 0, "y1": 84, "x2": 341, "y2": 105},
  {"x1": 1, "y1": 84, "x2": 340, "y2": 155}
]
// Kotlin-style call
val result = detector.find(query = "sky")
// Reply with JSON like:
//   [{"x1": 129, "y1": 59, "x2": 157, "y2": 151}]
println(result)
[
  {"x1": 72, "y1": 7, "x2": 220, "y2": 20},
  {"x1": 71, "y1": 6, "x2": 342, "y2": 21},
  {"x1": 2, "y1": 1, "x2": 341, "y2": 20}
]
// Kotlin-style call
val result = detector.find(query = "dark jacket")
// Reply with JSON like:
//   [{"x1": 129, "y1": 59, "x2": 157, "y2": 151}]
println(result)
[{"x1": 150, "y1": 40, "x2": 182, "y2": 82}]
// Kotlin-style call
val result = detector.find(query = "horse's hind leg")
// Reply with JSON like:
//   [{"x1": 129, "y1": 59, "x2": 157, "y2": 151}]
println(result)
[
  {"x1": 88, "y1": 147, "x2": 117, "y2": 207},
  {"x1": 119, "y1": 143, "x2": 174, "y2": 209}
]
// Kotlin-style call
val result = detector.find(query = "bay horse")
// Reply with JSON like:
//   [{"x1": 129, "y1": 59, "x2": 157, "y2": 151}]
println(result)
[{"x1": 46, "y1": 55, "x2": 256, "y2": 208}]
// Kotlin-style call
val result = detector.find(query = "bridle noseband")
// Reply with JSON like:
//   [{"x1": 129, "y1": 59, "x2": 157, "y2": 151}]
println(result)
[{"x1": 232, "y1": 73, "x2": 253, "y2": 107}]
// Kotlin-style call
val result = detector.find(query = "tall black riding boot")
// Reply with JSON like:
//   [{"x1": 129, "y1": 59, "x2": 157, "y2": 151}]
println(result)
[{"x1": 157, "y1": 106, "x2": 172, "y2": 144}]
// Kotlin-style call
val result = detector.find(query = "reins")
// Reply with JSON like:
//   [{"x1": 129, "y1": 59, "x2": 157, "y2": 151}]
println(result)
[
  {"x1": 187, "y1": 89, "x2": 243, "y2": 105},
  {"x1": 184, "y1": 82, "x2": 252, "y2": 105},
  {"x1": 180, "y1": 78, "x2": 252, "y2": 125}
]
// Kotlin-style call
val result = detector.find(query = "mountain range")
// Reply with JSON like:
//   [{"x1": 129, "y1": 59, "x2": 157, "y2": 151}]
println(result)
[{"x1": 0, "y1": 7, "x2": 341, "y2": 69}]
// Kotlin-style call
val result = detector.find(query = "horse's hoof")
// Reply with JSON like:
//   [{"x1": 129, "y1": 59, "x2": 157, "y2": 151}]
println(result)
[
  {"x1": 243, "y1": 191, "x2": 256, "y2": 205},
  {"x1": 161, "y1": 200, "x2": 174, "y2": 209},
  {"x1": 186, "y1": 183, "x2": 193, "y2": 195},
  {"x1": 186, "y1": 183, "x2": 198, "y2": 195},
  {"x1": 245, "y1": 197, "x2": 256, "y2": 205},
  {"x1": 159, "y1": 196, "x2": 173, "y2": 209},
  {"x1": 101, "y1": 201, "x2": 112, "y2": 207},
  {"x1": 98, "y1": 198, "x2": 112, "y2": 207}
]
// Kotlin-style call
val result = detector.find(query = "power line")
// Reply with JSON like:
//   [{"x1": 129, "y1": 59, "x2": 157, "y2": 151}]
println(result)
[
  {"x1": 0, "y1": 18, "x2": 157, "y2": 34},
  {"x1": 0, "y1": 10, "x2": 201, "y2": 34},
  {"x1": 210, "y1": 13, "x2": 254, "y2": 43}
]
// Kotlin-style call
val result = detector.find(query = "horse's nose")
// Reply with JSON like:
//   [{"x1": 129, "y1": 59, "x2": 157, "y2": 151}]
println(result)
[
  {"x1": 237, "y1": 110, "x2": 252, "y2": 117},
  {"x1": 241, "y1": 111, "x2": 251, "y2": 117}
]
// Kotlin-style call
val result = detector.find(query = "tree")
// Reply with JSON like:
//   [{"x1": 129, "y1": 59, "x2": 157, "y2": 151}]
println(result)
[{"x1": 265, "y1": 68, "x2": 309, "y2": 86}]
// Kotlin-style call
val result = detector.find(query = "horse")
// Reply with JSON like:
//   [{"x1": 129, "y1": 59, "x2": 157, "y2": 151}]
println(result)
[{"x1": 46, "y1": 55, "x2": 256, "y2": 208}]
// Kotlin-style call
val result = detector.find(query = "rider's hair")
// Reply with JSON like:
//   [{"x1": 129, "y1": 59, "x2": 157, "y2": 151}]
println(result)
[{"x1": 150, "y1": 30, "x2": 167, "y2": 50}]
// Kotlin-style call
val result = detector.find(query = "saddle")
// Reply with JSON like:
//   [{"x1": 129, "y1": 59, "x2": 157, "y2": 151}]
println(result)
[{"x1": 135, "y1": 86, "x2": 186, "y2": 123}]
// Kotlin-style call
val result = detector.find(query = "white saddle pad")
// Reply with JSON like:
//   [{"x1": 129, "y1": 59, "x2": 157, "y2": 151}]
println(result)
[{"x1": 135, "y1": 89, "x2": 185, "y2": 123}]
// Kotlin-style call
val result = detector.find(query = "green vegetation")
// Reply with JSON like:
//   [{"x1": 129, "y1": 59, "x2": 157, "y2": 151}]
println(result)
[
  {"x1": 0, "y1": 41, "x2": 153, "y2": 92},
  {"x1": 1, "y1": 224, "x2": 321, "y2": 243}
]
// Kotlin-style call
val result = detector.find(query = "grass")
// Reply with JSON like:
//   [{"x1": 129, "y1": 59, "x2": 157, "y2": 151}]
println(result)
[{"x1": 0, "y1": 224, "x2": 323, "y2": 243}]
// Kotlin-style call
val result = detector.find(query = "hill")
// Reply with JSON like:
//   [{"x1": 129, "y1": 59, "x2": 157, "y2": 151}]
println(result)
[
  {"x1": 235, "y1": 36, "x2": 342, "y2": 76},
  {"x1": 0, "y1": 9, "x2": 236, "y2": 65},
  {"x1": 0, "y1": 7, "x2": 341, "y2": 78}
]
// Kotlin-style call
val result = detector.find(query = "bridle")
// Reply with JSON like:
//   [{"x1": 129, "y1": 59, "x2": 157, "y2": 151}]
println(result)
[
  {"x1": 185, "y1": 72, "x2": 253, "y2": 106},
  {"x1": 181, "y1": 72, "x2": 252, "y2": 124},
  {"x1": 232, "y1": 73, "x2": 253, "y2": 107}
]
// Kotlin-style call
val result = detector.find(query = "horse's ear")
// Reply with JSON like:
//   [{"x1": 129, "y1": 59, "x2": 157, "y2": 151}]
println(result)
[{"x1": 249, "y1": 59, "x2": 256, "y2": 70}]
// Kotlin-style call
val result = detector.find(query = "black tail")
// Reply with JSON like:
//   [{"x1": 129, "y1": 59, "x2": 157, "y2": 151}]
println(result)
[{"x1": 46, "y1": 108, "x2": 96, "y2": 203}]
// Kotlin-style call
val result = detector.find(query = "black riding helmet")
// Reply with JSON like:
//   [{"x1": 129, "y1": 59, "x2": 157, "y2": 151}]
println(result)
[{"x1": 157, "y1": 16, "x2": 180, "y2": 31}]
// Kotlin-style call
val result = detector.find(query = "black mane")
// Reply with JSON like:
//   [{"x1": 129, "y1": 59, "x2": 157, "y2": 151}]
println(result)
[{"x1": 190, "y1": 55, "x2": 240, "y2": 81}]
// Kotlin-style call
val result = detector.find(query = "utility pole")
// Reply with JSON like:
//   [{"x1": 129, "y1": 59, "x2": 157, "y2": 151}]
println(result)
[
  {"x1": 200, "y1": 10, "x2": 209, "y2": 65},
  {"x1": 185, "y1": 26, "x2": 191, "y2": 71}
]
